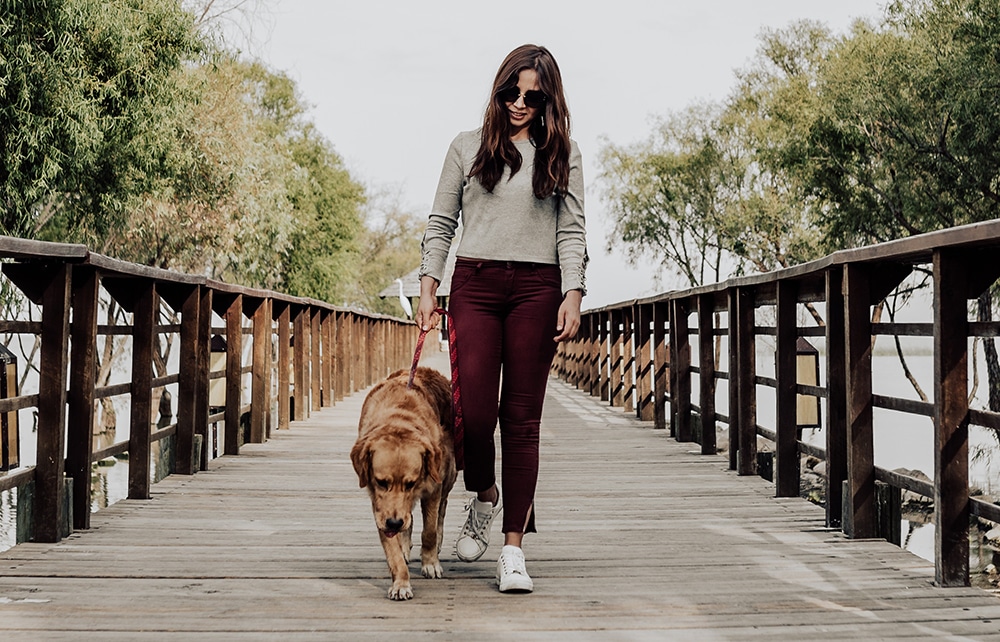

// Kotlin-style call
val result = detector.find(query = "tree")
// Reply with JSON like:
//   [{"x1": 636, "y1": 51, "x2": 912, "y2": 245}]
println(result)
[
  {"x1": 1, "y1": 0, "x2": 203, "y2": 241},
  {"x1": 352, "y1": 190, "x2": 425, "y2": 315}
]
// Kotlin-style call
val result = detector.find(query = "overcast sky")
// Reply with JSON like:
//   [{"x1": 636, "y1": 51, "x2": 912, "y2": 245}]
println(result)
[{"x1": 252, "y1": 0, "x2": 886, "y2": 308}]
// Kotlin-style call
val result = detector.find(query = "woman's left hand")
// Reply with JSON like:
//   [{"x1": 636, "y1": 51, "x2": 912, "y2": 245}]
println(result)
[{"x1": 554, "y1": 289, "x2": 583, "y2": 342}]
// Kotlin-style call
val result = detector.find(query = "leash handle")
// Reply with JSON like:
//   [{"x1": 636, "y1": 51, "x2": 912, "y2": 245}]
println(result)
[{"x1": 406, "y1": 307, "x2": 464, "y2": 470}]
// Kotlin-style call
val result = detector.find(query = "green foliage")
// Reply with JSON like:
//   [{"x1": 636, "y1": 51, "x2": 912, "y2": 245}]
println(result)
[
  {"x1": 1, "y1": 0, "x2": 203, "y2": 240},
  {"x1": 352, "y1": 191, "x2": 424, "y2": 315},
  {"x1": 805, "y1": 0, "x2": 1000, "y2": 246},
  {"x1": 600, "y1": 0, "x2": 1000, "y2": 287}
]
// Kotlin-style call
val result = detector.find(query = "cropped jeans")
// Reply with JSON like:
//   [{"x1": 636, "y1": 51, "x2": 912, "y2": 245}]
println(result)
[{"x1": 448, "y1": 257, "x2": 563, "y2": 534}]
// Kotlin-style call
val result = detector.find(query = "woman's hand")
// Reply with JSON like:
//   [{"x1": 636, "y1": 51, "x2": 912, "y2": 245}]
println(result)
[
  {"x1": 554, "y1": 289, "x2": 582, "y2": 342},
  {"x1": 416, "y1": 275, "x2": 441, "y2": 332}
]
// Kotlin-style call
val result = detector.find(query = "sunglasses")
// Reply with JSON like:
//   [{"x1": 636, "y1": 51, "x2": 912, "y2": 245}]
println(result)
[{"x1": 497, "y1": 86, "x2": 548, "y2": 109}]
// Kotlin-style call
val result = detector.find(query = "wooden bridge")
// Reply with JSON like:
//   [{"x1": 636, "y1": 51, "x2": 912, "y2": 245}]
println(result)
[{"x1": 2, "y1": 223, "x2": 1000, "y2": 638}]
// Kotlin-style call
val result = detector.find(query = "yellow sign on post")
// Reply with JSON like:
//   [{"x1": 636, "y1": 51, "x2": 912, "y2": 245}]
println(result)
[{"x1": 0, "y1": 344, "x2": 18, "y2": 471}]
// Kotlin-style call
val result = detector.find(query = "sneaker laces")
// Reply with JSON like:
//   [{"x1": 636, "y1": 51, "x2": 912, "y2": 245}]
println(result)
[
  {"x1": 460, "y1": 499, "x2": 494, "y2": 543},
  {"x1": 499, "y1": 547, "x2": 527, "y2": 577}
]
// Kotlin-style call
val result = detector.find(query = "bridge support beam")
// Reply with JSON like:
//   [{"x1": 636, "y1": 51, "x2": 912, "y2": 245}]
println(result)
[
  {"x1": 774, "y1": 280, "x2": 799, "y2": 497},
  {"x1": 697, "y1": 294, "x2": 716, "y2": 455},
  {"x1": 933, "y1": 249, "x2": 969, "y2": 587},
  {"x1": 843, "y1": 264, "x2": 875, "y2": 539}
]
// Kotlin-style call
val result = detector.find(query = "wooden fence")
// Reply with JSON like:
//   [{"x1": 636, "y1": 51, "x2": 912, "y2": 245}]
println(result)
[
  {"x1": 0, "y1": 237, "x2": 417, "y2": 545},
  {"x1": 554, "y1": 218, "x2": 1000, "y2": 588}
]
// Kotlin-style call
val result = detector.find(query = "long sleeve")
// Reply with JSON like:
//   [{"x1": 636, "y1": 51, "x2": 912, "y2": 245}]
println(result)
[
  {"x1": 418, "y1": 134, "x2": 466, "y2": 283},
  {"x1": 556, "y1": 140, "x2": 588, "y2": 295}
]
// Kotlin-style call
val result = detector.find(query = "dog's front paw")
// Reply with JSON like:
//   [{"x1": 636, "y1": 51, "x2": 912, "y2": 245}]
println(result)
[
  {"x1": 387, "y1": 580, "x2": 413, "y2": 601},
  {"x1": 421, "y1": 561, "x2": 444, "y2": 579}
]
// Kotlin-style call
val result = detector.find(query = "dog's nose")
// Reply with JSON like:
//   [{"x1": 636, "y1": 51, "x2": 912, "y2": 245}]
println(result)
[{"x1": 385, "y1": 518, "x2": 404, "y2": 532}]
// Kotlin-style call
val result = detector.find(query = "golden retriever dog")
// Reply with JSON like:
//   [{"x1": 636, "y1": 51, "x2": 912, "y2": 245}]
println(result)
[{"x1": 350, "y1": 366, "x2": 457, "y2": 600}]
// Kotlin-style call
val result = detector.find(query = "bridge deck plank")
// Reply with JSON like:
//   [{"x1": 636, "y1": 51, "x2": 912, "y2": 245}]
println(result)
[{"x1": 2, "y1": 355, "x2": 999, "y2": 640}]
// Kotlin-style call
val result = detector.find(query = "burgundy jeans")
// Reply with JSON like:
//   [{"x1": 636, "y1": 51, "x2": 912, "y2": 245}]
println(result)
[{"x1": 448, "y1": 257, "x2": 563, "y2": 534}]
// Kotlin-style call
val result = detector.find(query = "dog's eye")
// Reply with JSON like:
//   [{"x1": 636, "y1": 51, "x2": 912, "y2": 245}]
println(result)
[
  {"x1": 404, "y1": 481, "x2": 416, "y2": 490},
  {"x1": 375, "y1": 479, "x2": 390, "y2": 489}
]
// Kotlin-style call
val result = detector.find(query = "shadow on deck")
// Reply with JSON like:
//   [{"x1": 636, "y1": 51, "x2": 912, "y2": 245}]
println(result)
[{"x1": 2, "y1": 351, "x2": 999, "y2": 640}]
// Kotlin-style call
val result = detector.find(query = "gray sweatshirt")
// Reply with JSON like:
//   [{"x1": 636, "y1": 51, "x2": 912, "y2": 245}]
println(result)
[{"x1": 419, "y1": 129, "x2": 588, "y2": 295}]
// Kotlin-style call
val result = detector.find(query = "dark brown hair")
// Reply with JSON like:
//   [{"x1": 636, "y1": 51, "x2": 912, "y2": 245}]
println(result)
[{"x1": 469, "y1": 44, "x2": 572, "y2": 199}]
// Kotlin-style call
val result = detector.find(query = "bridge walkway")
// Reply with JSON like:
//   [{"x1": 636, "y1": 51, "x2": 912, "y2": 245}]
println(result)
[{"x1": 2, "y1": 354, "x2": 1000, "y2": 640}]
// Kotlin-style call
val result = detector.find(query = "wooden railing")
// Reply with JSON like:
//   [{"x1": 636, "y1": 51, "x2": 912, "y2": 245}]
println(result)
[
  {"x1": 0, "y1": 237, "x2": 417, "y2": 545},
  {"x1": 554, "y1": 218, "x2": 1000, "y2": 588}
]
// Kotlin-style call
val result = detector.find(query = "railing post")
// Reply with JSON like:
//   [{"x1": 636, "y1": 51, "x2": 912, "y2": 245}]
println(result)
[
  {"x1": 174, "y1": 284, "x2": 201, "y2": 475},
  {"x1": 195, "y1": 288, "x2": 212, "y2": 471},
  {"x1": 129, "y1": 283, "x2": 156, "y2": 499},
  {"x1": 276, "y1": 302, "x2": 291, "y2": 430},
  {"x1": 843, "y1": 264, "x2": 875, "y2": 538},
  {"x1": 335, "y1": 311, "x2": 346, "y2": 401},
  {"x1": 67, "y1": 267, "x2": 99, "y2": 528},
  {"x1": 825, "y1": 268, "x2": 847, "y2": 528},
  {"x1": 775, "y1": 279, "x2": 799, "y2": 497},
  {"x1": 622, "y1": 306, "x2": 635, "y2": 414},
  {"x1": 224, "y1": 293, "x2": 243, "y2": 455},
  {"x1": 250, "y1": 298, "x2": 269, "y2": 444},
  {"x1": 652, "y1": 301, "x2": 669, "y2": 430},
  {"x1": 311, "y1": 307, "x2": 322, "y2": 412},
  {"x1": 322, "y1": 310, "x2": 334, "y2": 407},
  {"x1": 609, "y1": 309, "x2": 624, "y2": 408},
  {"x1": 35, "y1": 263, "x2": 72, "y2": 541},
  {"x1": 292, "y1": 306, "x2": 307, "y2": 420},
  {"x1": 598, "y1": 311, "x2": 610, "y2": 402},
  {"x1": 672, "y1": 298, "x2": 692, "y2": 442},
  {"x1": 635, "y1": 303, "x2": 654, "y2": 421},
  {"x1": 697, "y1": 294, "x2": 716, "y2": 455},
  {"x1": 734, "y1": 286, "x2": 757, "y2": 476},
  {"x1": 727, "y1": 289, "x2": 739, "y2": 470},
  {"x1": 933, "y1": 248, "x2": 970, "y2": 587}
]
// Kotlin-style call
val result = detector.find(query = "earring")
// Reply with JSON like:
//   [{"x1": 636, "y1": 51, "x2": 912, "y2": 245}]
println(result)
[{"x1": 541, "y1": 114, "x2": 545, "y2": 128}]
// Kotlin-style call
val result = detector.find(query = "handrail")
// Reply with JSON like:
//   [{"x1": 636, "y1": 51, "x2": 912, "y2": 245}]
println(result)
[
  {"x1": 0, "y1": 235, "x2": 419, "y2": 546},
  {"x1": 555, "y1": 218, "x2": 1000, "y2": 588}
]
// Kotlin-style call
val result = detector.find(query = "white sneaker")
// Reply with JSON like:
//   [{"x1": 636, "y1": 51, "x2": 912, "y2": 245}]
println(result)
[
  {"x1": 455, "y1": 495, "x2": 501, "y2": 562},
  {"x1": 496, "y1": 545, "x2": 533, "y2": 593}
]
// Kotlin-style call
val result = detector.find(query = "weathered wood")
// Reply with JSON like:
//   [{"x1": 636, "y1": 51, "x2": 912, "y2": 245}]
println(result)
[
  {"x1": 621, "y1": 305, "x2": 635, "y2": 414},
  {"x1": 33, "y1": 264, "x2": 72, "y2": 541},
  {"x1": 322, "y1": 310, "x2": 334, "y2": 407},
  {"x1": 727, "y1": 289, "x2": 739, "y2": 471},
  {"x1": 635, "y1": 303, "x2": 654, "y2": 421},
  {"x1": 195, "y1": 287, "x2": 213, "y2": 471},
  {"x1": 844, "y1": 263, "x2": 875, "y2": 539},
  {"x1": 652, "y1": 302, "x2": 668, "y2": 431},
  {"x1": 277, "y1": 303, "x2": 291, "y2": 430},
  {"x1": 334, "y1": 311, "x2": 346, "y2": 402},
  {"x1": 250, "y1": 298, "x2": 269, "y2": 444},
  {"x1": 672, "y1": 298, "x2": 692, "y2": 442},
  {"x1": 825, "y1": 267, "x2": 847, "y2": 529},
  {"x1": 311, "y1": 307, "x2": 322, "y2": 412},
  {"x1": 292, "y1": 307, "x2": 307, "y2": 420},
  {"x1": 697, "y1": 294, "x2": 716, "y2": 455},
  {"x1": 174, "y1": 285, "x2": 200, "y2": 475},
  {"x1": 609, "y1": 309, "x2": 624, "y2": 408},
  {"x1": 598, "y1": 311, "x2": 610, "y2": 402},
  {"x1": 128, "y1": 283, "x2": 156, "y2": 500},
  {"x1": 774, "y1": 279, "x2": 799, "y2": 497},
  {"x1": 66, "y1": 267, "x2": 99, "y2": 529},
  {"x1": 224, "y1": 294, "x2": 243, "y2": 455},
  {"x1": 4, "y1": 355, "x2": 1000, "y2": 639},
  {"x1": 734, "y1": 287, "x2": 756, "y2": 476},
  {"x1": 932, "y1": 249, "x2": 970, "y2": 587}
]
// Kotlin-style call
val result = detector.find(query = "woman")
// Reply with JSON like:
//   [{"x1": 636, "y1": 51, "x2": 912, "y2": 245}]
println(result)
[{"x1": 416, "y1": 44, "x2": 587, "y2": 593}]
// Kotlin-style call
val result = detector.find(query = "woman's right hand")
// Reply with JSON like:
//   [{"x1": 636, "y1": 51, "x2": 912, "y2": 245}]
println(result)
[{"x1": 416, "y1": 275, "x2": 440, "y2": 331}]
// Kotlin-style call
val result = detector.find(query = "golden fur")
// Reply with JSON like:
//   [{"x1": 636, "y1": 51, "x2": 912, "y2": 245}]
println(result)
[{"x1": 350, "y1": 367, "x2": 457, "y2": 600}]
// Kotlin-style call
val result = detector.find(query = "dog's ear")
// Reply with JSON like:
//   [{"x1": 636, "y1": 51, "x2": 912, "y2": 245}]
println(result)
[
  {"x1": 424, "y1": 440, "x2": 443, "y2": 484},
  {"x1": 350, "y1": 436, "x2": 371, "y2": 488}
]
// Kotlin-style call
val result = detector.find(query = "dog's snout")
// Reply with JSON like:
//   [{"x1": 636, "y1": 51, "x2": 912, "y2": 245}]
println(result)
[{"x1": 385, "y1": 517, "x2": 404, "y2": 531}]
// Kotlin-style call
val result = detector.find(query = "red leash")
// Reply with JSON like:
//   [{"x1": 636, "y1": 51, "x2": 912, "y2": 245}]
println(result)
[{"x1": 407, "y1": 308, "x2": 464, "y2": 470}]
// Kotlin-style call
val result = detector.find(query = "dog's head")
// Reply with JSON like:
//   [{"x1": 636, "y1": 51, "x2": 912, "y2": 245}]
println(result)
[{"x1": 350, "y1": 426, "x2": 444, "y2": 538}]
